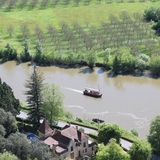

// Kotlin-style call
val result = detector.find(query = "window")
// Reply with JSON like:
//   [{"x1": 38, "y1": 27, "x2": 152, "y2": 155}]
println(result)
[
  {"x1": 70, "y1": 153, "x2": 74, "y2": 159},
  {"x1": 85, "y1": 148, "x2": 87, "y2": 152},
  {"x1": 71, "y1": 146, "x2": 73, "y2": 151},
  {"x1": 83, "y1": 142, "x2": 86, "y2": 148}
]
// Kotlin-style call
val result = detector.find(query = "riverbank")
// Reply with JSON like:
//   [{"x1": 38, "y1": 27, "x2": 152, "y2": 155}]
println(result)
[{"x1": 17, "y1": 111, "x2": 138, "y2": 141}]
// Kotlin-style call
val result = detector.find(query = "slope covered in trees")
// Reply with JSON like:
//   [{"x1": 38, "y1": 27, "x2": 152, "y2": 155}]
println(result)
[{"x1": 0, "y1": 78, "x2": 21, "y2": 115}]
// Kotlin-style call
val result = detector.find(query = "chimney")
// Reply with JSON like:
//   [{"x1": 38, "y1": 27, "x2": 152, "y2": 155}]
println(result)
[
  {"x1": 81, "y1": 128, "x2": 84, "y2": 133},
  {"x1": 68, "y1": 122, "x2": 71, "y2": 126}
]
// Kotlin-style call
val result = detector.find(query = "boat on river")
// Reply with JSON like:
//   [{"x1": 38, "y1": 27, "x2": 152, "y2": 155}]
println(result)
[{"x1": 83, "y1": 87, "x2": 102, "y2": 98}]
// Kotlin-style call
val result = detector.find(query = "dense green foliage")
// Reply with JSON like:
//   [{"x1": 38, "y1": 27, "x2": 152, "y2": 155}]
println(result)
[
  {"x1": 0, "y1": 108, "x2": 18, "y2": 137},
  {"x1": 25, "y1": 66, "x2": 44, "y2": 128},
  {"x1": 1, "y1": 43, "x2": 17, "y2": 62},
  {"x1": 42, "y1": 83, "x2": 64, "y2": 125},
  {"x1": 0, "y1": 135, "x2": 8, "y2": 153},
  {"x1": 143, "y1": 7, "x2": 160, "y2": 22},
  {"x1": 144, "y1": 7, "x2": 160, "y2": 35},
  {"x1": 86, "y1": 47, "x2": 97, "y2": 68},
  {"x1": 130, "y1": 129, "x2": 139, "y2": 137},
  {"x1": 148, "y1": 115, "x2": 160, "y2": 153},
  {"x1": 112, "y1": 47, "x2": 136, "y2": 74},
  {"x1": 98, "y1": 123, "x2": 121, "y2": 145},
  {"x1": 20, "y1": 40, "x2": 32, "y2": 62},
  {"x1": 0, "y1": 152, "x2": 18, "y2": 160},
  {"x1": 128, "y1": 139, "x2": 152, "y2": 160},
  {"x1": 135, "y1": 54, "x2": 150, "y2": 72},
  {"x1": 96, "y1": 139, "x2": 130, "y2": 160},
  {"x1": 0, "y1": 78, "x2": 21, "y2": 115},
  {"x1": 150, "y1": 55, "x2": 160, "y2": 75},
  {"x1": 0, "y1": 131, "x2": 55, "y2": 160},
  {"x1": 7, "y1": 132, "x2": 32, "y2": 160},
  {"x1": 152, "y1": 21, "x2": 160, "y2": 36},
  {"x1": 0, "y1": 125, "x2": 6, "y2": 137},
  {"x1": 30, "y1": 141, "x2": 55, "y2": 160}
]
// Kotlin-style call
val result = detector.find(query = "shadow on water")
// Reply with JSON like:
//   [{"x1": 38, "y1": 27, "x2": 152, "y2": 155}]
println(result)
[
  {"x1": 106, "y1": 69, "x2": 160, "y2": 80},
  {"x1": 78, "y1": 67, "x2": 94, "y2": 74},
  {"x1": 107, "y1": 70, "x2": 116, "y2": 78},
  {"x1": 97, "y1": 68, "x2": 105, "y2": 74},
  {"x1": 79, "y1": 67, "x2": 107, "y2": 74},
  {"x1": 133, "y1": 70, "x2": 159, "y2": 79}
]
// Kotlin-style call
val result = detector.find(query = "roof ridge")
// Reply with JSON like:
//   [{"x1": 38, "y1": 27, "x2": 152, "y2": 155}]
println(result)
[{"x1": 38, "y1": 119, "x2": 53, "y2": 134}]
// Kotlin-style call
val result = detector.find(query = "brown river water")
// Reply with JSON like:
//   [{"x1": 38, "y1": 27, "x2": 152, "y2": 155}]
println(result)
[{"x1": 1, "y1": 61, "x2": 160, "y2": 139}]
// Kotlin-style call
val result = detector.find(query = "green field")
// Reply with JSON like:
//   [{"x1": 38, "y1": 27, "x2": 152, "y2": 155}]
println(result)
[{"x1": 0, "y1": 0, "x2": 160, "y2": 55}]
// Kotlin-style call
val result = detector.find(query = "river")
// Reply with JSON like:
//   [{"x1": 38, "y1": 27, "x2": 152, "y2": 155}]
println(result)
[{"x1": 1, "y1": 61, "x2": 160, "y2": 139}]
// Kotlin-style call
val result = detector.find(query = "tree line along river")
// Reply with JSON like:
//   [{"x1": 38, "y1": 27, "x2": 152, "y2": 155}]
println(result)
[{"x1": 1, "y1": 61, "x2": 160, "y2": 139}]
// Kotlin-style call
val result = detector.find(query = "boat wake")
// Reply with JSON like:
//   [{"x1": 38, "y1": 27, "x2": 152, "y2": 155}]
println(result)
[
  {"x1": 66, "y1": 105, "x2": 108, "y2": 116},
  {"x1": 65, "y1": 104, "x2": 149, "y2": 128},
  {"x1": 62, "y1": 87, "x2": 83, "y2": 94},
  {"x1": 88, "y1": 111, "x2": 109, "y2": 115},
  {"x1": 114, "y1": 112, "x2": 149, "y2": 128},
  {"x1": 88, "y1": 111, "x2": 149, "y2": 128},
  {"x1": 66, "y1": 105, "x2": 87, "y2": 112}
]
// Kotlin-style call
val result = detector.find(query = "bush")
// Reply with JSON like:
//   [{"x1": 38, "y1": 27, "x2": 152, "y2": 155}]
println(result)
[
  {"x1": 76, "y1": 117, "x2": 83, "y2": 123},
  {"x1": 152, "y1": 21, "x2": 160, "y2": 36},
  {"x1": 150, "y1": 55, "x2": 160, "y2": 75},
  {"x1": 143, "y1": 7, "x2": 159, "y2": 22},
  {"x1": 130, "y1": 129, "x2": 139, "y2": 137},
  {"x1": 112, "y1": 47, "x2": 136, "y2": 74},
  {"x1": 2, "y1": 43, "x2": 17, "y2": 62},
  {"x1": 136, "y1": 54, "x2": 150, "y2": 71},
  {"x1": 64, "y1": 110, "x2": 74, "y2": 119},
  {"x1": 98, "y1": 123, "x2": 121, "y2": 145}
]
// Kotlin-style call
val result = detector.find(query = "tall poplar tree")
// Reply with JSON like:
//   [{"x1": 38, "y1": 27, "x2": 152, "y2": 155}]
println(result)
[{"x1": 25, "y1": 65, "x2": 44, "y2": 128}]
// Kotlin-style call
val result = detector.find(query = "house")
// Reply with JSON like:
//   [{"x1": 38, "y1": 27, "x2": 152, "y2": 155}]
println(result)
[{"x1": 38, "y1": 119, "x2": 97, "y2": 160}]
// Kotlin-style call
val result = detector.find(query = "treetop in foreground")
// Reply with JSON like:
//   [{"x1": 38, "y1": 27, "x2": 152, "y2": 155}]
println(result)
[
  {"x1": 96, "y1": 139, "x2": 130, "y2": 160},
  {"x1": 98, "y1": 123, "x2": 121, "y2": 145},
  {"x1": 148, "y1": 115, "x2": 160, "y2": 153},
  {"x1": 128, "y1": 139, "x2": 152, "y2": 160}
]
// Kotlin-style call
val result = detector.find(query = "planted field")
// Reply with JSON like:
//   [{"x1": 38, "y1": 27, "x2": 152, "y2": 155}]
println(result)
[{"x1": 0, "y1": 0, "x2": 160, "y2": 60}]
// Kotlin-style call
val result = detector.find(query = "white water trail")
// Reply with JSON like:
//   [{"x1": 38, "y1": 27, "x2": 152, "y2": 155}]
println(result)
[
  {"x1": 65, "y1": 104, "x2": 149, "y2": 128},
  {"x1": 62, "y1": 87, "x2": 83, "y2": 93}
]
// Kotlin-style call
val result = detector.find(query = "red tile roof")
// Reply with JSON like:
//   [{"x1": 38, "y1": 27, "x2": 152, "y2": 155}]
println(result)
[
  {"x1": 38, "y1": 119, "x2": 53, "y2": 134},
  {"x1": 61, "y1": 125, "x2": 87, "y2": 141},
  {"x1": 43, "y1": 125, "x2": 88, "y2": 155},
  {"x1": 56, "y1": 146, "x2": 67, "y2": 153},
  {"x1": 52, "y1": 130, "x2": 71, "y2": 146},
  {"x1": 44, "y1": 137, "x2": 58, "y2": 149},
  {"x1": 50, "y1": 125, "x2": 87, "y2": 147}
]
